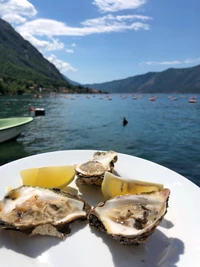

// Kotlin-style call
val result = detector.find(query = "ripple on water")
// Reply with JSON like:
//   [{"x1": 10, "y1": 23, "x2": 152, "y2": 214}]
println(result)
[{"x1": 0, "y1": 94, "x2": 199, "y2": 187}]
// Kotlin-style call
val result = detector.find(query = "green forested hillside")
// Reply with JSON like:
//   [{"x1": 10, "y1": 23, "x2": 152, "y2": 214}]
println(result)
[
  {"x1": 85, "y1": 65, "x2": 200, "y2": 93},
  {"x1": 1, "y1": 18, "x2": 199, "y2": 94},
  {"x1": 0, "y1": 18, "x2": 90, "y2": 94}
]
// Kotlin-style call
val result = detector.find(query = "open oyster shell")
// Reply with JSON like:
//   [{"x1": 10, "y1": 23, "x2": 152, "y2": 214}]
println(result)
[
  {"x1": 0, "y1": 186, "x2": 91, "y2": 239},
  {"x1": 74, "y1": 150, "x2": 118, "y2": 186},
  {"x1": 88, "y1": 189, "x2": 170, "y2": 245}
]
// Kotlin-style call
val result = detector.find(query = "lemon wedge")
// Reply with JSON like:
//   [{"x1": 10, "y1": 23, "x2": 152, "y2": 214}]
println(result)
[
  {"x1": 101, "y1": 172, "x2": 164, "y2": 199},
  {"x1": 20, "y1": 166, "x2": 75, "y2": 188}
]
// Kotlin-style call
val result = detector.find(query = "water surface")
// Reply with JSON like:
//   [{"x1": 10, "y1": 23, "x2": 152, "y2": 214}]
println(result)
[{"x1": 0, "y1": 94, "x2": 199, "y2": 187}]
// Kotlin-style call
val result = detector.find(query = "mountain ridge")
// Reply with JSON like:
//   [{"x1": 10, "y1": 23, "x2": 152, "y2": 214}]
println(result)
[
  {"x1": 84, "y1": 64, "x2": 200, "y2": 93},
  {"x1": 0, "y1": 18, "x2": 91, "y2": 94},
  {"x1": 1, "y1": 18, "x2": 200, "y2": 94},
  {"x1": 0, "y1": 19, "x2": 66, "y2": 81},
  {"x1": 62, "y1": 74, "x2": 81, "y2": 86}
]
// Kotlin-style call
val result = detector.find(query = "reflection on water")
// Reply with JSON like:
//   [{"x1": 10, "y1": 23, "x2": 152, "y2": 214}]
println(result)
[
  {"x1": 0, "y1": 94, "x2": 200, "y2": 186},
  {"x1": 0, "y1": 139, "x2": 30, "y2": 165}
]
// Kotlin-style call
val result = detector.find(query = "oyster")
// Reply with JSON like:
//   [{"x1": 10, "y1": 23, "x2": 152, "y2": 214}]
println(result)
[
  {"x1": 74, "y1": 150, "x2": 118, "y2": 186},
  {"x1": 89, "y1": 189, "x2": 170, "y2": 245},
  {"x1": 0, "y1": 186, "x2": 90, "y2": 239}
]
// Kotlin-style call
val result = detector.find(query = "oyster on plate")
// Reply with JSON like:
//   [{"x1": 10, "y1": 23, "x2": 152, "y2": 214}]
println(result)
[
  {"x1": 88, "y1": 189, "x2": 170, "y2": 245},
  {"x1": 74, "y1": 151, "x2": 118, "y2": 186},
  {"x1": 0, "y1": 186, "x2": 90, "y2": 239}
]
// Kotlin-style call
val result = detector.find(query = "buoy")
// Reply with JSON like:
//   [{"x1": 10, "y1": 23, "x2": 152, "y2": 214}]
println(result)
[
  {"x1": 29, "y1": 106, "x2": 35, "y2": 111},
  {"x1": 123, "y1": 117, "x2": 128, "y2": 126}
]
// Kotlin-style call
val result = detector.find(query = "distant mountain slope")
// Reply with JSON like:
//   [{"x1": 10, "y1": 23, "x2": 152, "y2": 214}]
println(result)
[
  {"x1": 63, "y1": 75, "x2": 80, "y2": 86},
  {"x1": 0, "y1": 18, "x2": 93, "y2": 93},
  {"x1": 0, "y1": 19, "x2": 68, "y2": 83},
  {"x1": 85, "y1": 65, "x2": 200, "y2": 93}
]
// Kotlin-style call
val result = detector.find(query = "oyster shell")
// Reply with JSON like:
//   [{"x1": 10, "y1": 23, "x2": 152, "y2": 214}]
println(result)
[
  {"x1": 88, "y1": 189, "x2": 170, "y2": 245},
  {"x1": 74, "y1": 150, "x2": 118, "y2": 186},
  {"x1": 0, "y1": 186, "x2": 90, "y2": 239}
]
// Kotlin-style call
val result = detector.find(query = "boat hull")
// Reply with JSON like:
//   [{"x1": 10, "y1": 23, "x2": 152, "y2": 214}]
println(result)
[{"x1": 0, "y1": 117, "x2": 33, "y2": 143}]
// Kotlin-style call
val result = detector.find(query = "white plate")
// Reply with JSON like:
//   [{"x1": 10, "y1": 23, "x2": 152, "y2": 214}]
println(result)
[{"x1": 0, "y1": 150, "x2": 199, "y2": 267}]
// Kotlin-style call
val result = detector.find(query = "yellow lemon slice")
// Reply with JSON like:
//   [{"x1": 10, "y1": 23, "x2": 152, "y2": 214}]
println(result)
[
  {"x1": 20, "y1": 166, "x2": 75, "y2": 188},
  {"x1": 102, "y1": 172, "x2": 164, "y2": 200}
]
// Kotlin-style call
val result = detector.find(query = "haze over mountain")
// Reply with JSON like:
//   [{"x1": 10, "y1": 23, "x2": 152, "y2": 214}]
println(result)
[
  {"x1": 85, "y1": 65, "x2": 200, "y2": 93},
  {"x1": 62, "y1": 75, "x2": 80, "y2": 86}
]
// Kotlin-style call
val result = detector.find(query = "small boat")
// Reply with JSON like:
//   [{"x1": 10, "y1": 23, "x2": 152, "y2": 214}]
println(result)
[
  {"x1": 0, "y1": 117, "x2": 33, "y2": 143},
  {"x1": 188, "y1": 98, "x2": 197, "y2": 103},
  {"x1": 149, "y1": 96, "x2": 156, "y2": 101}
]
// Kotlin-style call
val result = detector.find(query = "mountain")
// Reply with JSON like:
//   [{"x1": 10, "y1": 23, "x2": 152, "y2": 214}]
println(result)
[
  {"x1": 0, "y1": 18, "x2": 91, "y2": 94},
  {"x1": 62, "y1": 75, "x2": 80, "y2": 86},
  {"x1": 85, "y1": 65, "x2": 200, "y2": 93}
]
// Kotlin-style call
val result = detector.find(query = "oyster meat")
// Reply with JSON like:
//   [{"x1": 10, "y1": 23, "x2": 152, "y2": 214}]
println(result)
[
  {"x1": 0, "y1": 186, "x2": 90, "y2": 239},
  {"x1": 74, "y1": 150, "x2": 118, "y2": 186},
  {"x1": 89, "y1": 189, "x2": 170, "y2": 245}
]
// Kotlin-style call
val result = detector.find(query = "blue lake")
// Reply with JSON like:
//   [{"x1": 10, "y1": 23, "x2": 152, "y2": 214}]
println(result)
[{"x1": 0, "y1": 93, "x2": 199, "y2": 187}]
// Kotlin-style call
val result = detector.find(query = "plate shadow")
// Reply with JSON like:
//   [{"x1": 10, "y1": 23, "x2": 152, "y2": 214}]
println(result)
[
  {"x1": 89, "y1": 227, "x2": 184, "y2": 267},
  {"x1": 0, "y1": 220, "x2": 87, "y2": 258}
]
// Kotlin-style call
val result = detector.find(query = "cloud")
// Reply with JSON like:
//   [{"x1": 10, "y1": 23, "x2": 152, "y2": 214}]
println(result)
[
  {"x1": 22, "y1": 33, "x2": 64, "y2": 52},
  {"x1": 140, "y1": 58, "x2": 200, "y2": 66},
  {"x1": 0, "y1": 0, "x2": 37, "y2": 23},
  {"x1": 184, "y1": 58, "x2": 200, "y2": 64},
  {"x1": 115, "y1": 14, "x2": 151, "y2": 21},
  {"x1": 46, "y1": 54, "x2": 77, "y2": 73},
  {"x1": 82, "y1": 14, "x2": 151, "y2": 27},
  {"x1": 1, "y1": 1, "x2": 151, "y2": 54},
  {"x1": 16, "y1": 15, "x2": 150, "y2": 52},
  {"x1": 160, "y1": 61, "x2": 181, "y2": 65},
  {"x1": 93, "y1": 0, "x2": 147, "y2": 13},
  {"x1": 66, "y1": 49, "x2": 74, "y2": 53},
  {"x1": 17, "y1": 15, "x2": 150, "y2": 38},
  {"x1": 2, "y1": 13, "x2": 27, "y2": 24},
  {"x1": 140, "y1": 60, "x2": 181, "y2": 65}
]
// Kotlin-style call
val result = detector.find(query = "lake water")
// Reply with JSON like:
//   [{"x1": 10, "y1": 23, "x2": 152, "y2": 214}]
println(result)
[{"x1": 0, "y1": 94, "x2": 199, "y2": 187}]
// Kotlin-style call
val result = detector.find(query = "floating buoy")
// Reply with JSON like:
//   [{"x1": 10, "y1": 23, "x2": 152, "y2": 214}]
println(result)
[
  {"x1": 29, "y1": 106, "x2": 35, "y2": 111},
  {"x1": 123, "y1": 117, "x2": 128, "y2": 126}
]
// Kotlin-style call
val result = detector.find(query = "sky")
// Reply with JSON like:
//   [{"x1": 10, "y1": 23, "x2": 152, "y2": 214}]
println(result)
[{"x1": 0, "y1": 0, "x2": 199, "y2": 84}]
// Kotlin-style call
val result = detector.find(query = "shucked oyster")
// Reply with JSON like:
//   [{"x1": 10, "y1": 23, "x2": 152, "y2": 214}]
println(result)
[
  {"x1": 0, "y1": 186, "x2": 90, "y2": 239},
  {"x1": 89, "y1": 189, "x2": 170, "y2": 245},
  {"x1": 74, "y1": 150, "x2": 118, "y2": 186}
]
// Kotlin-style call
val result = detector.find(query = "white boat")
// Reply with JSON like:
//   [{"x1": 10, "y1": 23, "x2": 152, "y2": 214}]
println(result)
[
  {"x1": 0, "y1": 117, "x2": 33, "y2": 143},
  {"x1": 188, "y1": 97, "x2": 197, "y2": 103}
]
